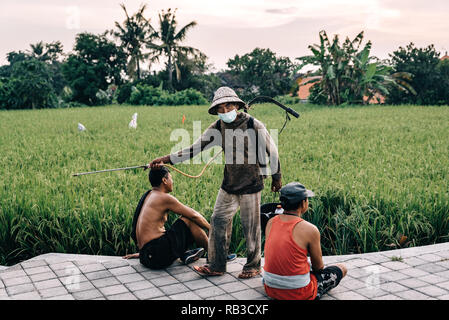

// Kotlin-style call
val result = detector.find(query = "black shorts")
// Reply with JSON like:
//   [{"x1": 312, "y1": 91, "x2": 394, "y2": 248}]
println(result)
[
  {"x1": 312, "y1": 266, "x2": 344, "y2": 300},
  {"x1": 139, "y1": 219, "x2": 194, "y2": 269}
]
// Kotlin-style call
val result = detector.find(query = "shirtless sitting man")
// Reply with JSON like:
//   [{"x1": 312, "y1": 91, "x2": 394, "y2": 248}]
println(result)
[{"x1": 123, "y1": 166, "x2": 210, "y2": 269}]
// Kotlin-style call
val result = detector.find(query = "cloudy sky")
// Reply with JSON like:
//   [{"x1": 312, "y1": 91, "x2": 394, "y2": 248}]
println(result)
[{"x1": 1, "y1": 0, "x2": 448, "y2": 71}]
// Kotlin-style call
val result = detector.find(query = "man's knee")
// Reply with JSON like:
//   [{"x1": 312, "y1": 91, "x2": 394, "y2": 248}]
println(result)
[
  {"x1": 335, "y1": 263, "x2": 347, "y2": 277},
  {"x1": 210, "y1": 213, "x2": 230, "y2": 227},
  {"x1": 180, "y1": 217, "x2": 192, "y2": 227}
]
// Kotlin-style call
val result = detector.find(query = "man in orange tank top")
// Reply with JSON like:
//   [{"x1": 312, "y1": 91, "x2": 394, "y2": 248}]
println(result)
[{"x1": 263, "y1": 182, "x2": 347, "y2": 300}]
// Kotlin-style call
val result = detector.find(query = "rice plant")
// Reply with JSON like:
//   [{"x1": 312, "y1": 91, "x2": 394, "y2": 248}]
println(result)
[{"x1": 0, "y1": 103, "x2": 448, "y2": 265}]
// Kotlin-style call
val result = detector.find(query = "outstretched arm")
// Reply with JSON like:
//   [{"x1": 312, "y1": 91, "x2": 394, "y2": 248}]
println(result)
[{"x1": 148, "y1": 121, "x2": 222, "y2": 169}]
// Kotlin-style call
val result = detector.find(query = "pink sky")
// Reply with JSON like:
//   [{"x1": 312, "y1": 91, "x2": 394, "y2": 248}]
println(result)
[{"x1": 1, "y1": 0, "x2": 448, "y2": 71}]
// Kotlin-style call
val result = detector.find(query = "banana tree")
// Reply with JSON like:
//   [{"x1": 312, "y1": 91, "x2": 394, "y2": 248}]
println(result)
[
  {"x1": 351, "y1": 44, "x2": 416, "y2": 104},
  {"x1": 297, "y1": 30, "x2": 415, "y2": 105},
  {"x1": 297, "y1": 30, "x2": 366, "y2": 105}
]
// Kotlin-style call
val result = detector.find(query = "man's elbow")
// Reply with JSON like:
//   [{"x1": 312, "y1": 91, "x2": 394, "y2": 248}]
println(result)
[{"x1": 312, "y1": 263, "x2": 325, "y2": 272}]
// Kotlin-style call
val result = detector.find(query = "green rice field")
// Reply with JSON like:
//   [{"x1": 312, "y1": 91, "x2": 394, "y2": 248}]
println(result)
[{"x1": 1, "y1": 103, "x2": 448, "y2": 265}]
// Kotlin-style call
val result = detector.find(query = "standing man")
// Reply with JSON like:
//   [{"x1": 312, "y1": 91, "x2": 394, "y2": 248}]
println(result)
[{"x1": 148, "y1": 86, "x2": 282, "y2": 278}]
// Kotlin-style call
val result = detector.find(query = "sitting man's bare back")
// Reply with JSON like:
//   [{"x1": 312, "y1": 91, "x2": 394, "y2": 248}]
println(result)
[{"x1": 123, "y1": 166, "x2": 210, "y2": 269}]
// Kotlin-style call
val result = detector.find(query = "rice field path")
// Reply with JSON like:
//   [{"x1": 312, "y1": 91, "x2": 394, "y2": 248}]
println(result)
[{"x1": 1, "y1": 242, "x2": 449, "y2": 300}]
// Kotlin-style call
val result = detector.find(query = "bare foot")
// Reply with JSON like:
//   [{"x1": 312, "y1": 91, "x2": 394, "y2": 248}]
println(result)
[{"x1": 238, "y1": 269, "x2": 261, "y2": 279}]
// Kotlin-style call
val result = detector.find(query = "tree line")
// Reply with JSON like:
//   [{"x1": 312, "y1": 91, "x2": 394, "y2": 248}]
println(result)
[
  {"x1": 299, "y1": 31, "x2": 449, "y2": 106},
  {"x1": 0, "y1": 4, "x2": 448, "y2": 110}
]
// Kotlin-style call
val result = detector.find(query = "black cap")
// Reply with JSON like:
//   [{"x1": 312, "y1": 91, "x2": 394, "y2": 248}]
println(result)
[{"x1": 279, "y1": 182, "x2": 315, "y2": 204}]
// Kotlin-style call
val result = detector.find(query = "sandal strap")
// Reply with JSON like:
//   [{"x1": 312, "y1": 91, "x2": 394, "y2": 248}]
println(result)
[{"x1": 194, "y1": 265, "x2": 223, "y2": 276}]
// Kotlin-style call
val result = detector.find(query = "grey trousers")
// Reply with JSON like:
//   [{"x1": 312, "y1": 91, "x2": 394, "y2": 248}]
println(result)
[{"x1": 208, "y1": 188, "x2": 262, "y2": 272}]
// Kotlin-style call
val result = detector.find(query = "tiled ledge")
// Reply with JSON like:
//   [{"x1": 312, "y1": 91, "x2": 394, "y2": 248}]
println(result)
[{"x1": 1, "y1": 242, "x2": 449, "y2": 300}]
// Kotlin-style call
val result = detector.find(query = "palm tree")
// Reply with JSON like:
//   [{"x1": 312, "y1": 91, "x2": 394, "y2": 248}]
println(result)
[
  {"x1": 147, "y1": 8, "x2": 204, "y2": 91},
  {"x1": 112, "y1": 3, "x2": 154, "y2": 81},
  {"x1": 29, "y1": 41, "x2": 45, "y2": 60},
  {"x1": 28, "y1": 41, "x2": 63, "y2": 62}
]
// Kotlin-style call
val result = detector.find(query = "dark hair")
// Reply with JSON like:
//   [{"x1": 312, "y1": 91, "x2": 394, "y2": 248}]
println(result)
[
  {"x1": 149, "y1": 166, "x2": 170, "y2": 187},
  {"x1": 280, "y1": 196, "x2": 306, "y2": 211}
]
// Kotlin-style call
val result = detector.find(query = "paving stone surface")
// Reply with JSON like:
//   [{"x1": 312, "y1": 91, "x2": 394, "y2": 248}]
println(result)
[{"x1": 1, "y1": 242, "x2": 449, "y2": 300}]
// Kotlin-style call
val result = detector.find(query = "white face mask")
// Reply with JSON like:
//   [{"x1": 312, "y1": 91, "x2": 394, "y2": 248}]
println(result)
[{"x1": 218, "y1": 109, "x2": 237, "y2": 123}]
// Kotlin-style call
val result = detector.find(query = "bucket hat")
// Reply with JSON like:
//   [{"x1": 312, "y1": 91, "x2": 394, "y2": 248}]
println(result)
[{"x1": 208, "y1": 86, "x2": 246, "y2": 115}]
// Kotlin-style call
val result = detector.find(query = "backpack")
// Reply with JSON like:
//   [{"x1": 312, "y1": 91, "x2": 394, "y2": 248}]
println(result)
[
  {"x1": 260, "y1": 202, "x2": 282, "y2": 235},
  {"x1": 131, "y1": 189, "x2": 152, "y2": 246}
]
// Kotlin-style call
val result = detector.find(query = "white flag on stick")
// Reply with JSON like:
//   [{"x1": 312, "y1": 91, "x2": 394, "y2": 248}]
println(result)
[
  {"x1": 78, "y1": 123, "x2": 86, "y2": 132},
  {"x1": 129, "y1": 113, "x2": 138, "y2": 129}
]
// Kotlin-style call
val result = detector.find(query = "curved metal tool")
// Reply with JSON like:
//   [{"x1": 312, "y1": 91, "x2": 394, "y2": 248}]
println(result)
[{"x1": 246, "y1": 96, "x2": 300, "y2": 118}]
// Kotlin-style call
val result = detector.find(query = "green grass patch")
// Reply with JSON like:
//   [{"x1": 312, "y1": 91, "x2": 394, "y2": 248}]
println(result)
[
  {"x1": 390, "y1": 256, "x2": 404, "y2": 262},
  {"x1": 1, "y1": 103, "x2": 448, "y2": 265}
]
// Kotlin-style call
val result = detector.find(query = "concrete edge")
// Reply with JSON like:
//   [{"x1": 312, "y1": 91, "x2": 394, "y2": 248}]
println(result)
[{"x1": 2, "y1": 241, "x2": 448, "y2": 271}]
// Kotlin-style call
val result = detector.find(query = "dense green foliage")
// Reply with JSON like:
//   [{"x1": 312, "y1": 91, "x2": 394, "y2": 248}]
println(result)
[
  {"x1": 62, "y1": 32, "x2": 126, "y2": 105},
  {"x1": 129, "y1": 83, "x2": 207, "y2": 105},
  {"x1": 308, "y1": 83, "x2": 328, "y2": 105},
  {"x1": 1, "y1": 104, "x2": 448, "y2": 265},
  {"x1": 116, "y1": 83, "x2": 135, "y2": 104},
  {"x1": 386, "y1": 43, "x2": 449, "y2": 105},
  {"x1": 27, "y1": 41, "x2": 67, "y2": 95},
  {"x1": 152, "y1": 54, "x2": 222, "y2": 100},
  {"x1": 273, "y1": 94, "x2": 300, "y2": 105},
  {"x1": 298, "y1": 31, "x2": 415, "y2": 106},
  {"x1": 0, "y1": 5, "x2": 215, "y2": 109},
  {"x1": 1, "y1": 5, "x2": 449, "y2": 110},
  {"x1": 0, "y1": 41, "x2": 67, "y2": 109},
  {"x1": 0, "y1": 58, "x2": 58, "y2": 109},
  {"x1": 226, "y1": 48, "x2": 296, "y2": 101}
]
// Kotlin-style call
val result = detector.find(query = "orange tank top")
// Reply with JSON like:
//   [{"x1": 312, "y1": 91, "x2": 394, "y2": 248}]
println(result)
[{"x1": 263, "y1": 215, "x2": 317, "y2": 300}]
